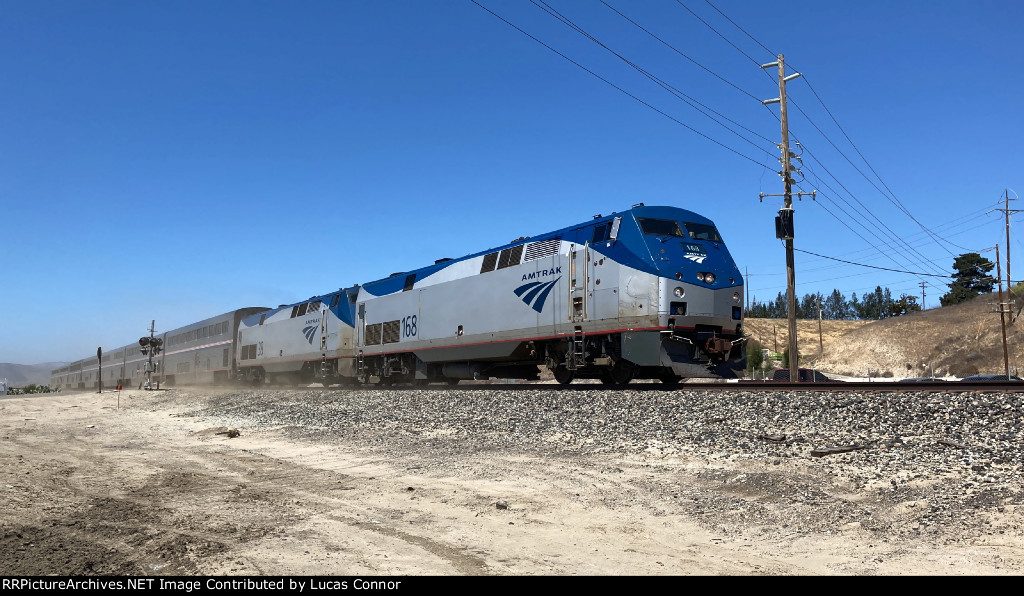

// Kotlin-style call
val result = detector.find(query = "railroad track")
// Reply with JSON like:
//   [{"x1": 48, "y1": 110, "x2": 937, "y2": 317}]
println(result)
[{"x1": 289, "y1": 380, "x2": 1024, "y2": 393}]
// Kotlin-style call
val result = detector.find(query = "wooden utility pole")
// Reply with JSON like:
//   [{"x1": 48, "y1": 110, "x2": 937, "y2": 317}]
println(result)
[
  {"x1": 817, "y1": 297, "x2": 823, "y2": 357},
  {"x1": 760, "y1": 54, "x2": 814, "y2": 381},
  {"x1": 989, "y1": 190, "x2": 1021, "y2": 323},
  {"x1": 997, "y1": 244, "x2": 1010, "y2": 378},
  {"x1": 745, "y1": 267, "x2": 750, "y2": 313}
]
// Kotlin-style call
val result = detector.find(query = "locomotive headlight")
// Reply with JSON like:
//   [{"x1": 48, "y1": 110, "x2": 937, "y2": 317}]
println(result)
[
  {"x1": 733, "y1": 291, "x2": 740, "y2": 302},
  {"x1": 704, "y1": 272, "x2": 716, "y2": 284},
  {"x1": 696, "y1": 272, "x2": 705, "y2": 282},
  {"x1": 673, "y1": 287, "x2": 684, "y2": 298}
]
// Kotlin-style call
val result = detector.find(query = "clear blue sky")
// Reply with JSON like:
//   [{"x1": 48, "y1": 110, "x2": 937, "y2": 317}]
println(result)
[{"x1": 2, "y1": 0, "x2": 1021, "y2": 364}]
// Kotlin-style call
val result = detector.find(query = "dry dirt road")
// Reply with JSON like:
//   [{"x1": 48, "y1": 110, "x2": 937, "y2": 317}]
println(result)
[{"x1": 1, "y1": 387, "x2": 1021, "y2": 576}]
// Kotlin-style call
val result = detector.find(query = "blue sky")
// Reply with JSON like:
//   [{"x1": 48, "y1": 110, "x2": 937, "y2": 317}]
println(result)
[{"x1": 2, "y1": 0, "x2": 1022, "y2": 364}]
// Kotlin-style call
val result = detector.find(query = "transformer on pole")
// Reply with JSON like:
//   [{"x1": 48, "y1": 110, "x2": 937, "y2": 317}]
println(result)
[{"x1": 758, "y1": 54, "x2": 815, "y2": 381}]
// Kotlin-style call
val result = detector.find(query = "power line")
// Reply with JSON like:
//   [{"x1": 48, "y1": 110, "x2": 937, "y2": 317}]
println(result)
[
  {"x1": 673, "y1": 0, "x2": 764, "y2": 67},
  {"x1": 688, "y1": 1, "x2": 965, "y2": 264},
  {"x1": 527, "y1": 0, "x2": 778, "y2": 157},
  {"x1": 599, "y1": 1, "x2": 764, "y2": 103},
  {"x1": 793, "y1": 248, "x2": 953, "y2": 277},
  {"x1": 702, "y1": 0, "x2": 776, "y2": 58},
  {"x1": 468, "y1": 0, "x2": 776, "y2": 170}
]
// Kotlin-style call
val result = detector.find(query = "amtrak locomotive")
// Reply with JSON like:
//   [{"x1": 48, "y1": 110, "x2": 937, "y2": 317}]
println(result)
[{"x1": 52, "y1": 204, "x2": 745, "y2": 389}]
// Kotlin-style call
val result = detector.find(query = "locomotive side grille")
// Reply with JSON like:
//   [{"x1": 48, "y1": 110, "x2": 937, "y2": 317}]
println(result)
[
  {"x1": 365, "y1": 323, "x2": 382, "y2": 346},
  {"x1": 524, "y1": 237, "x2": 561, "y2": 261},
  {"x1": 480, "y1": 252, "x2": 498, "y2": 273},
  {"x1": 497, "y1": 248, "x2": 512, "y2": 269},
  {"x1": 382, "y1": 320, "x2": 400, "y2": 344},
  {"x1": 497, "y1": 244, "x2": 524, "y2": 269}
]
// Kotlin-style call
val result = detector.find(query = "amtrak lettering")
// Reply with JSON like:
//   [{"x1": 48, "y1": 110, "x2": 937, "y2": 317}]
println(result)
[{"x1": 520, "y1": 267, "x2": 561, "y2": 281}]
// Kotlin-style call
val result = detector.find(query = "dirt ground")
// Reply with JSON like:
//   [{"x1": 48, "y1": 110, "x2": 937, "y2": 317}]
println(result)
[
  {"x1": 746, "y1": 294, "x2": 1024, "y2": 379},
  {"x1": 2, "y1": 387, "x2": 1022, "y2": 576}
]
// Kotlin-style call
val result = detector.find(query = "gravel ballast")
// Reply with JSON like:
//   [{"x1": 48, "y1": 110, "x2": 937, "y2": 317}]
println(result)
[{"x1": 149, "y1": 385, "x2": 1023, "y2": 551}]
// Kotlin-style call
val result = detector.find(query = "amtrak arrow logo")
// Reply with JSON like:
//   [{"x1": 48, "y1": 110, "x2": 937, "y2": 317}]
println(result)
[
  {"x1": 684, "y1": 255, "x2": 707, "y2": 264},
  {"x1": 514, "y1": 277, "x2": 561, "y2": 313},
  {"x1": 302, "y1": 325, "x2": 318, "y2": 344}
]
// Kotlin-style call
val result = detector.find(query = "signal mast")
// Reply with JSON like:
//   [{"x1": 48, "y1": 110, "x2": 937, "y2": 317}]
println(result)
[{"x1": 138, "y1": 320, "x2": 163, "y2": 390}]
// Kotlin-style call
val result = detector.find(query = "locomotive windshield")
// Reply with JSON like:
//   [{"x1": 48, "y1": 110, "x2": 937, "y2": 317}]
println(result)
[
  {"x1": 682, "y1": 222, "x2": 722, "y2": 242},
  {"x1": 638, "y1": 218, "x2": 722, "y2": 243},
  {"x1": 638, "y1": 218, "x2": 685, "y2": 237}
]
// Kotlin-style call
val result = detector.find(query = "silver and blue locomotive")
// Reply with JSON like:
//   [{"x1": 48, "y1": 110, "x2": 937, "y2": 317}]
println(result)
[
  {"x1": 52, "y1": 204, "x2": 745, "y2": 388},
  {"x1": 354, "y1": 203, "x2": 745, "y2": 385},
  {"x1": 235, "y1": 286, "x2": 360, "y2": 386}
]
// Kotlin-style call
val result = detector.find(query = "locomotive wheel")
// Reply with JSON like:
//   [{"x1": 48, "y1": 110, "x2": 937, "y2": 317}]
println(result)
[
  {"x1": 606, "y1": 360, "x2": 636, "y2": 386},
  {"x1": 553, "y1": 365, "x2": 574, "y2": 385},
  {"x1": 658, "y1": 371, "x2": 682, "y2": 385},
  {"x1": 445, "y1": 378, "x2": 461, "y2": 386}
]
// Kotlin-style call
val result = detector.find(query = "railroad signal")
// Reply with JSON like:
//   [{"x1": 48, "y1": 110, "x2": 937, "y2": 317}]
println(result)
[{"x1": 139, "y1": 321, "x2": 160, "y2": 390}]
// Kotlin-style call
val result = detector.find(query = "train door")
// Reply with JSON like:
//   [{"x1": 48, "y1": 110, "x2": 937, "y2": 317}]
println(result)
[
  {"x1": 568, "y1": 241, "x2": 590, "y2": 322},
  {"x1": 320, "y1": 301, "x2": 329, "y2": 355},
  {"x1": 356, "y1": 303, "x2": 365, "y2": 347}
]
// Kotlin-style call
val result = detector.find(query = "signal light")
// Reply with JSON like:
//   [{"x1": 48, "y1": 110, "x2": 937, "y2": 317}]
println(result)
[{"x1": 139, "y1": 337, "x2": 150, "y2": 347}]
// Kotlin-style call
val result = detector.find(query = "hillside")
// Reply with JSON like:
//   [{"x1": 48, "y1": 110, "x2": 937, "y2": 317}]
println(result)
[
  {"x1": 747, "y1": 292, "x2": 1024, "y2": 378},
  {"x1": 0, "y1": 362, "x2": 67, "y2": 388}
]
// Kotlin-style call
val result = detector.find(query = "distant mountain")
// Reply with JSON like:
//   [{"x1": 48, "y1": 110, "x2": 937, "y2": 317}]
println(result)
[{"x1": 0, "y1": 362, "x2": 68, "y2": 388}]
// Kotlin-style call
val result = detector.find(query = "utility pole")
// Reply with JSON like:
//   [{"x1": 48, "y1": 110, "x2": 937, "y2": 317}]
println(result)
[
  {"x1": 997, "y1": 245, "x2": 1010, "y2": 378},
  {"x1": 989, "y1": 190, "x2": 1021, "y2": 323},
  {"x1": 919, "y1": 281, "x2": 927, "y2": 310},
  {"x1": 760, "y1": 54, "x2": 815, "y2": 382},
  {"x1": 745, "y1": 267, "x2": 750, "y2": 313},
  {"x1": 817, "y1": 297, "x2": 823, "y2": 357}
]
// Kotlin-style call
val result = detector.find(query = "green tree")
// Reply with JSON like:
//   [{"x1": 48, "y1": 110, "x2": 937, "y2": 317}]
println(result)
[
  {"x1": 746, "y1": 339, "x2": 764, "y2": 373},
  {"x1": 886, "y1": 293, "x2": 922, "y2": 317},
  {"x1": 823, "y1": 289, "x2": 850, "y2": 320},
  {"x1": 782, "y1": 346, "x2": 799, "y2": 368},
  {"x1": 940, "y1": 253, "x2": 996, "y2": 306}
]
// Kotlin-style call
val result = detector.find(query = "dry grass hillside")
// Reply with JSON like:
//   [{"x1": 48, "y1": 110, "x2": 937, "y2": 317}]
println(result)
[{"x1": 747, "y1": 292, "x2": 1024, "y2": 379}]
